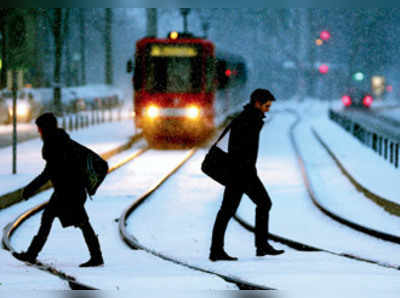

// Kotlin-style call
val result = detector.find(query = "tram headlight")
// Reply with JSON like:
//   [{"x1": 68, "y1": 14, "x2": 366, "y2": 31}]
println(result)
[
  {"x1": 146, "y1": 105, "x2": 160, "y2": 119},
  {"x1": 186, "y1": 106, "x2": 200, "y2": 120}
]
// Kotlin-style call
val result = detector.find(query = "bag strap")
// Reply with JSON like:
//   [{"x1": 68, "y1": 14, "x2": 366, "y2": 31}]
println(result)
[{"x1": 213, "y1": 121, "x2": 234, "y2": 147}]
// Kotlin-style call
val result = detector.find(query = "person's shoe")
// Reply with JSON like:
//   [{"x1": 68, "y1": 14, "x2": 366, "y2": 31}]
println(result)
[
  {"x1": 13, "y1": 251, "x2": 37, "y2": 263},
  {"x1": 209, "y1": 249, "x2": 238, "y2": 262},
  {"x1": 256, "y1": 244, "x2": 285, "y2": 257},
  {"x1": 79, "y1": 256, "x2": 104, "y2": 268}
]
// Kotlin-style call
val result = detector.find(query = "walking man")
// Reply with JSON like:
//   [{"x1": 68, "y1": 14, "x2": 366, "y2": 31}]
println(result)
[
  {"x1": 14, "y1": 113, "x2": 104, "y2": 267},
  {"x1": 209, "y1": 89, "x2": 284, "y2": 261}
]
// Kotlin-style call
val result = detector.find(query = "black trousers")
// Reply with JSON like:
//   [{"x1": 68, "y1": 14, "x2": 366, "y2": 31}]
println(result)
[
  {"x1": 211, "y1": 174, "x2": 272, "y2": 250},
  {"x1": 26, "y1": 206, "x2": 102, "y2": 259}
]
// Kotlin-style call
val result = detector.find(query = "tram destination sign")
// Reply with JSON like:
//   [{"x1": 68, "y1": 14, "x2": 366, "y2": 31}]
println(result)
[{"x1": 150, "y1": 45, "x2": 198, "y2": 57}]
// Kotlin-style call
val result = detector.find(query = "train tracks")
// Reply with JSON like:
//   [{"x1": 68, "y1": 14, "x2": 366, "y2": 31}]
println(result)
[
  {"x1": 118, "y1": 148, "x2": 273, "y2": 290},
  {"x1": 234, "y1": 109, "x2": 400, "y2": 272},
  {"x1": 3, "y1": 109, "x2": 399, "y2": 291},
  {"x1": 2, "y1": 133, "x2": 146, "y2": 290},
  {"x1": 2, "y1": 130, "x2": 274, "y2": 290}
]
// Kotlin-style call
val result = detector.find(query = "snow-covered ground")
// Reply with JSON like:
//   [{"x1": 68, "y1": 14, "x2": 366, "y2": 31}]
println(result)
[{"x1": 0, "y1": 99, "x2": 399, "y2": 297}]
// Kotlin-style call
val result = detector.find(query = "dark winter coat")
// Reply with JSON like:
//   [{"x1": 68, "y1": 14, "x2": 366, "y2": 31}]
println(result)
[
  {"x1": 228, "y1": 104, "x2": 265, "y2": 177},
  {"x1": 23, "y1": 128, "x2": 88, "y2": 228}
]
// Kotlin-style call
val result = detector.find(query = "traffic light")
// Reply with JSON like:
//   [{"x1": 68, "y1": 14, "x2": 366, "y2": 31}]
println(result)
[
  {"x1": 315, "y1": 39, "x2": 323, "y2": 46},
  {"x1": 320, "y1": 30, "x2": 331, "y2": 41},
  {"x1": 353, "y1": 72, "x2": 365, "y2": 82},
  {"x1": 319, "y1": 64, "x2": 329, "y2": 74}
]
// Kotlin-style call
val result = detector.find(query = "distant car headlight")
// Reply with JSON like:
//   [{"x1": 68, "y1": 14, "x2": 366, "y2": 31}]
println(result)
[
  {"x1": 186, "y1": 106, "x2": 200, "y2": 120},
  {"x1": 146, "y1": 105, "x2": 160, "y2": 119},
  {"x1": 8, "y1": 102, "x2": 30, "y2": 117}
]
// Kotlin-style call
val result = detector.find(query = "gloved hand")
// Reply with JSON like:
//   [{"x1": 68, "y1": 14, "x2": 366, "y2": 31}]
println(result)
[{"x1": 21, "y1": 188, "x2": 32, "y2": 200}]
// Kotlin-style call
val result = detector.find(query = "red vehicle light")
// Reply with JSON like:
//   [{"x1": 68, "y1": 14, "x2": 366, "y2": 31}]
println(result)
[
  {"x1": 363, "y1": 95, "x2": 373, "y2": 107},
  {"x1": 342, "y1": 95, "x2": 352, "y2": 107}
]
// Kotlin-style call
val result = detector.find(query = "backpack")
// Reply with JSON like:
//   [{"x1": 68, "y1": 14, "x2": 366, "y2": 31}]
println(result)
[{"x1": 70, "y1": 140, "x2": 109, "y2": 196}]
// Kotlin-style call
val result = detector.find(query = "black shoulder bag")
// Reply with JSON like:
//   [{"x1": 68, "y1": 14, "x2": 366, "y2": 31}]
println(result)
[{"x1": 201, "y1": 122, "x2": 233, "y2": 186}]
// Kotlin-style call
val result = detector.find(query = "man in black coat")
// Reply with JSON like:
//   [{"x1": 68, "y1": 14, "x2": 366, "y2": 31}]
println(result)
[
  {"x1": 209, "y1": 89, "x2": 284, "y2": 261},
  {"x1": 13, "y1": 113, "x2": 104, "y2": 267}
]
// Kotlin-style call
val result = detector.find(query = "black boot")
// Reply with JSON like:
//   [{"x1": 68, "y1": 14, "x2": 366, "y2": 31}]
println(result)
[
  {"x1": 13, "y1": 251, "x2": 37, "y2": 263},
  {"x1": 209, "y1": 249, "x2": 238, "y2": 262},
  {"x1": 256, "y1": 243, "x2": 284, "y2": 257},
  {"x1": 79, "y1": 255, "x2": 104, "y2": 267},
  {"x1": 80, "y1": 222, "x2": 104, "y2": 268},
  {"x1": 13, "y1": 235, "x2": 44, "y2": 263}
]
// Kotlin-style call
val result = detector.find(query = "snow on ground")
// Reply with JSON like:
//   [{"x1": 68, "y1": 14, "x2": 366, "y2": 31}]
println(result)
[
  {"x1": 0, "y1": 99, "x2": 399, "y2": 296},
  {"x1": 128, "y1": 102, "x2": 399, "y2": 296}
]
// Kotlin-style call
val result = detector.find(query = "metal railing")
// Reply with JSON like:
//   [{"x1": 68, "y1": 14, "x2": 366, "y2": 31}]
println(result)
[
  {"x1": 58, "y1": 107, "x2": 131, "y2": 132},
  {"x1": 329, "y1": 109, "x2": 399, "y2": 169}
]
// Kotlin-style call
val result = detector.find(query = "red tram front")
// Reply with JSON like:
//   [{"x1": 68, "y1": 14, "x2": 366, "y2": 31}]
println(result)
[{"x1": 131, "y1": 32, "x2": 216, "y2": 142}]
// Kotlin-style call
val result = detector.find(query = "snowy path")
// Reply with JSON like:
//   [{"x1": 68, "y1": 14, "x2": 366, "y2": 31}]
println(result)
[
  {"x1": 1, "y1": 101, "x2": 399, "y2": 295},
  {"x1": 8, "y1": 145, "x2": 235, "y2": 290},
  {"x1": 127, "y1": 110, "x2": 400, "y2": 296}
]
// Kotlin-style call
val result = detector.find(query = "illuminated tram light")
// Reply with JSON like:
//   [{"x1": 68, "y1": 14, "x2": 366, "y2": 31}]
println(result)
[
  {"x1": 186, "y1": 106, "x2": 200, "y2": 119},
  {"x1": 146, "y1": 105, "x2": 160, "y2": 119},
  {"x1": 169, "y1": 31, "x2": 179, "y2": 40}
]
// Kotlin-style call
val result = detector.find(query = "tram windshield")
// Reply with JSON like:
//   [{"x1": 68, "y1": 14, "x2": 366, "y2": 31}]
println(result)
[{"x1": 145, "y1": 44, "x2": 203, "y2": 93}]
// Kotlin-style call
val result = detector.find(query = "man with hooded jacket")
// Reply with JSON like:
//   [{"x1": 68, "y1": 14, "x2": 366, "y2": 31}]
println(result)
[
  {"x1": 13, "y1": 113, "x2": 104, "y2": 267},
  {"x1": 209, "y1": 89, "x2": 284, "y2": 261}
]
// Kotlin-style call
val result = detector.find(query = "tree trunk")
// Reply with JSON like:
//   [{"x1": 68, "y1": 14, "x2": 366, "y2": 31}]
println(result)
[
  {"x1": 105, "y1": 8, "x2": 113, "y2": 85},
  {"x1": 80, "y1": 9, "x2": 86, "y2": 85},
  {"x1": 64, "y1": 18, "x2": 72, "y2": 87},
  {"x1": 53, "y1": 8, "x2": 62, "y2": 115},
  {"x1": 51, "y1": 8, "x2": 70, "y2": 115},
  {"x1": 0, "y1": 21, "x2": 7, "y2": 89}
]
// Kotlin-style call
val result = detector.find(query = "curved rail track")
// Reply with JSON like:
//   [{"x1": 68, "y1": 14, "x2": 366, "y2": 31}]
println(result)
[
  {"x1": 234, "y1": 109, "x2": 400, "y2": 271},
  {"x1": 4, "y1": 108, "x2": 399, "y2": 290},
  {"x1": 2, "y1": 133, "x2": 148, "y2": 290},
  {"x1": 118, "y1": 148, "x2": 274, "y2": 290},
  {"x1": 2, "y1": 127, "x2": 274, "y2": 290}
]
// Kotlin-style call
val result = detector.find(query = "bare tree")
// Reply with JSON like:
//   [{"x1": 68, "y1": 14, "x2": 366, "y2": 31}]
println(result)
[
  {"x1": 105, "y1": 8, "x2": 113, "y2": 85},
  {"x1": 0, "y1": 9, "x2": 10, "y2": 89},
  {"x1": 80, "y1": 9, "x2": 87, "y2": 85},
  {"x1": 43, "y1": 8, "x2": 71, "y2": 114}
]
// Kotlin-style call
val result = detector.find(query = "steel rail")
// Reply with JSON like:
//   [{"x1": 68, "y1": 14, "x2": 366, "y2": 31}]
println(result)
[
  {"x1": 119, "y1": 148, "x2": 275, "y2": 291},
  {"x1": 234, "y1": 109, "x2": 400, "y2": 271},
  {"x1": 311, "y1": 128, "x2": 400, "y2": 241},
  {"x1": 2, "y1": 141, "x2": 148, "y2": 290}
]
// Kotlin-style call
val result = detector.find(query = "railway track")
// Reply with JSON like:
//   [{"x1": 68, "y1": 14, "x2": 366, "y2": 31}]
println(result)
[
  {"x1": 2, "y1": 133, "x2": 146, "y2": 290},
  {"x1": 234, "y1": 109, "x2": 400, "y2": 271},
  {"x1": 118, "y1": 148, "x2": 274, "y2": 290},
  {"x1": 4, "y1": 109, "x2": 399, "y2": 290},
  {"x1": 2, "y1": 125, "x2": 274, "y2": 290}
]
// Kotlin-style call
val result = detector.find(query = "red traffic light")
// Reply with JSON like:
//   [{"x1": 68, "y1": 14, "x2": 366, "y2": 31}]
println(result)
[
  {"x1": 320, "y1": 30, "x2": 331, "y2": 41},
  {"x1": 319, "y1": 64, "x2": 329, "y2": 74}
]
